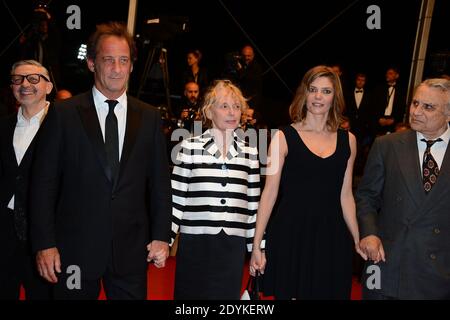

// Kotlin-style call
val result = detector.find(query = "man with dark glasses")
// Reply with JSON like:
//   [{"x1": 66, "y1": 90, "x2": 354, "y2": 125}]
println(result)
[{"x1": 0, "y1": 60, "x2": 53, "y2": 299}]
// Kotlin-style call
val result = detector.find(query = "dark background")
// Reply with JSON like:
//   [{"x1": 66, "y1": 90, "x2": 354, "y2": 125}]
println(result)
[{"x1": 1, "y1": 0, "x2": 448, "y2": 127}]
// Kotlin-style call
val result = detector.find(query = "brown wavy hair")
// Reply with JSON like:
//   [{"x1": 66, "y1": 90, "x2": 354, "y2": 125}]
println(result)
[
  {"x1": 289, "y1": 65, "x2": 345, "y2": 131},
  {"x1": 87, "y1": 21, "x2": 137, "y2": 62}
]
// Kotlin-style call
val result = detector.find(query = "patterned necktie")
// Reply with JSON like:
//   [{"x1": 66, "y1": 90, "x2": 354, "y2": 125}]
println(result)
[
  {"x1": 421, "y1": 138, "x2": 442, "y2": 193},
  {"x1": 105, "y1": 100, "x2": 119, "y2": 182}
]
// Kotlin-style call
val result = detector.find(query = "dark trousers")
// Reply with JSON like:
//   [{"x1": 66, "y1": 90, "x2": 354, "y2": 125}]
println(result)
[
  {"x1": 0, "y1": 210, "x2": 52, "y2": 300},
  {"x1": 174, "y1": 230, "x2": 247, "y2": 300},
  {"x1": 52, "y1": 250, "x2": 147, "y2": 300}
]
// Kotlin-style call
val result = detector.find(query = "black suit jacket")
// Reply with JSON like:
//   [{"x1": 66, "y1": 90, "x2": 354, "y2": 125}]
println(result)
[
  {"x1": 238, "y1": 60, "x2": 263, "y2": 110},
  {"x1": 29, "y1": 91, "x2": 171, "y2": 279},
  {"x1": 0, "y1": 112, "x2": 44, "y2": 247},
  {"x1": 356, "y1": 130, "x2": 450, "y2": 299},
  {"x1": 371, "y1": 84, "x2": 406, "y2": 134},
  {"x1": 344, "y1": 88, "x2": 372, "y2": 140}
]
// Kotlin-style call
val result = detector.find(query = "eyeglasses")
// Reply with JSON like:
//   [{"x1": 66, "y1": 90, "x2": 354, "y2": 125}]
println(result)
[{"x1": 10, "y1": 74, "x2": 50, "y2": 85}]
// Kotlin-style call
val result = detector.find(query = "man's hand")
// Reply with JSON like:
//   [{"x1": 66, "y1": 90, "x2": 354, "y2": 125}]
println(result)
[
  {"x1": 147, "y1": 240, "x2": 169, "y2": 268},
  {"x1": 359, "y1": 235, "x2": 386, "y2": 263},
  {"x1": 355, "y1": 241, "x2": 368, "y2": 261},
  {"x1": 36, "y1": 247, "x2": 61, "y2": 283}
]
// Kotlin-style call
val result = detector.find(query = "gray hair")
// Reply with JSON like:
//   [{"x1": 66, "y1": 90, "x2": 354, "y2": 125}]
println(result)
[
  {"x1": 419, "y1": 78, "x2": 450, "y2": 110},
  {"x1": 201, "y1": 79, "x2": 248, "y2": 128},
  {"x1": 10, "y1": 60, "x2": 50, "y2": 79}
]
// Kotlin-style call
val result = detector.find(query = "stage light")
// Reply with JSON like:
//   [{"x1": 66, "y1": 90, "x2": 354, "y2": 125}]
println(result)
[{"x1": 77, "y1": 44, "x2": 87, "y2": 60}]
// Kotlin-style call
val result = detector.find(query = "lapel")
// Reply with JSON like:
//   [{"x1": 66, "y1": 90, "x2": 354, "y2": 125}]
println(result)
[
  {"x1": 411, "y1": 135, "x2": 450, "y2": 222},
  {"x1": 203, "y1": 129, "x2": 244, "y2": 160},
  {"x1": 394, "y1": 130, "x2": 426, "y2": 208},
  {"x1": 4, "y1": 115, "x2": 19, "y2": 168},
  {"x1": 114, "y1": 97, "x2": 141, "y2": 190},
  {"x1": 18, "y1": 105, "x2": 50, "y2": 170},
  {"x1": 76, "y1": 92, "x2": 112, "y2": 183},
  {"x1": 76, "y1": 93, "x2": 142, "y2": 189}
]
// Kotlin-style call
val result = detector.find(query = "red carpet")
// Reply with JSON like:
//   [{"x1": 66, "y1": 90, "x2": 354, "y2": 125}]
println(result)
[{"x1": 20, "y1": 257, "x2": 362, "y2": 300}]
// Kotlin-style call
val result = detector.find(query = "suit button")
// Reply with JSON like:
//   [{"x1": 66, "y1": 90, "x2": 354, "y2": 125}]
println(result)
[
  {"x1": 430, "y1": 253, "x2": 436, "y2": 260},
  {"x1": 111, "y1": 195, "x2": 116, "y2": 200},
  {"x1": 221, "y1": 182, "x2": 227, "y2": 187},
  {"x1": 220, "y1": 199, "x2": 226, "y2": 204},
  {"x1": 433, "y1": 228, "x2": 440, "y2": 234},
  {"x1": 221, "y1": 164, "x2": 227, "y2": 170},
  {"x1": 16, "y1": 175, "x2": 22, "y2": 181}
]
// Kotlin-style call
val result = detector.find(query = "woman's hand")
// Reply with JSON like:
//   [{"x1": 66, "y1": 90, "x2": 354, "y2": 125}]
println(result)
[{"x1": 249, "y1": 248, "x2": 266, "y2": 276}]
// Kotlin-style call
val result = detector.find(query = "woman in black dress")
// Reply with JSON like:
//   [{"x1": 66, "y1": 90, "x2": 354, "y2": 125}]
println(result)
[{"x1": 250, "y1": 65, "x2": 367, "y2": 299}]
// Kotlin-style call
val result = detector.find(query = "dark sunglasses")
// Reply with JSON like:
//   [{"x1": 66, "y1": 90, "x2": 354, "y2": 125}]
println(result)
[{"x1": 10, "y1": 74, "x2": 50, "y2": 85}]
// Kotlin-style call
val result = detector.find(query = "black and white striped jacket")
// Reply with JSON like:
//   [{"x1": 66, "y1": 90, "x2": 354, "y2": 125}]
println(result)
[{"x1": 171, "y1": 130, "x2": 262, "y2": 251}]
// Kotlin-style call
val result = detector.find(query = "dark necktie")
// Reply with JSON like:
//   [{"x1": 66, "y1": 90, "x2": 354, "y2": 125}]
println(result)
[
  {"x1": 421, "y1": 138, "x2": 442, "y2": 193},
  {"x1": 355, "y1": 89, "x2": 363, "y2": 93},
  {"x1": 105, "y1": 100, "x2": 119, "y2": 182}
]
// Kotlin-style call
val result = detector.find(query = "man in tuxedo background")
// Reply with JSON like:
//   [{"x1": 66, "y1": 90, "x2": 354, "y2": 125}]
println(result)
[
  {"x1": 30, "y1": 22, "x2": 171, "y2": 299},
  {"x1": 0, "y1": 60, "x2": 53, "y2": 299},
  {"x1": 371, "y1": 67, "x2": 406, "y2": 136},
  {"x1": 236, "y1": 45, "x2": 263, "y2": 111},
  {"x1": 356, "y1": 78, "x2": 450, "y2": 299},
  {"x1": 345, "y1": 73, "x2": 372, "y2": 144}
]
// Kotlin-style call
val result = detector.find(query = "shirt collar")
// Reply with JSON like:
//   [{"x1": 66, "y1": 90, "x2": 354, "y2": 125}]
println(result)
[
  {"x1": 417, "y1": 123, "x2": 450, "y2": 144},
  {"x1": 202, "y1": 129, "x2": 244, "y2": 159},
  {"x1": 16, "y1": 102, "x2": 49, "y2": 127},
  {"x1": 92, "y1": 86, "x2": 127, "y2": 111}
]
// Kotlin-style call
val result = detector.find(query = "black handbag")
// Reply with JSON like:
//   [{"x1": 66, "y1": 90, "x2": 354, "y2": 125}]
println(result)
[{"x1": 241, "y1": 271, "x2": 261, "y2": 300}]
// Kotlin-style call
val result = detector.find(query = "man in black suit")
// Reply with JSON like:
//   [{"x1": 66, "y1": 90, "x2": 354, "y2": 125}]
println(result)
[
  {"x1": 371, "y1": 67, "x2": 406, "y2": 136},
  {"x1": 236, "y1": 45, "x2": 263, "y2": 111},
  {"x1": 30, "y1": 22, "x2": 171, "y2": 299},
  {"x1": 0, "y1": 60, "x2": 53, "y2": 299},
  {"x1": 345, "y1": 73, "x2": 372, "y2": 144},
  {"x1": 356, "y1": 78, "x2": 450, "y2": 299}
]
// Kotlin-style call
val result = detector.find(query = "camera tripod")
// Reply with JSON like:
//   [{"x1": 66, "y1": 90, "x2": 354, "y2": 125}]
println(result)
[{"x1": 136, "y1": 43, "x2": 172, "y2": 115}]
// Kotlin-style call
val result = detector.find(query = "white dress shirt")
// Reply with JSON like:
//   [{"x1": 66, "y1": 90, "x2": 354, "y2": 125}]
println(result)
[
  {"x1": 8, "y1": 103, "x2": 49, "y2": 210},
  {"x1": 384, "y1": 85, "x2": 396, "y2": 116},
  {"x1": 92, "y1": 86, "x2": 127, "y2": 159},
  {"x1": 354, "y1": 88, "x2": 364, "y2": 109},
  {"x1": 416, "y1": 124, "x2": 450, "y2": 171}
]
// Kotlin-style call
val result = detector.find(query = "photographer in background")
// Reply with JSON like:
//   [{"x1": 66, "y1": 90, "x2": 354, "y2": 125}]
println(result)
[
  {"x1": 19, "y1": 4, "x2": 62, "y2": 89},
  {"x1": 176, "y1": 81, "x2": 201, "y2": 132}
]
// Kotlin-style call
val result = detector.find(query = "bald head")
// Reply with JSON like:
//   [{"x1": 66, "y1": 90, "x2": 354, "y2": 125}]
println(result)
[
  {"x1": 241, "y1": 46, "x2": 255, "y2": 65},
  {"x1": 184, "y1": 82, "x2": 200, "y2": 104},
  {"x1": 55, "y1": 89, "x2": 73, "y2": 101}
]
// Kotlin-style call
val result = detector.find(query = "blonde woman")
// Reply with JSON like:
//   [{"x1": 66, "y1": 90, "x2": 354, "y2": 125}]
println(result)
[{"x1": 171, "y1": 80, "x2": 260, "y2": 299}]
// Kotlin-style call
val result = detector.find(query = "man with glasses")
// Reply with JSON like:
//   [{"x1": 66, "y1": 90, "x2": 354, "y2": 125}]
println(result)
[
  {"x1": 0, "y1": 60, "x2": 53, "y2": 299},
  {"x1": 356, "y1": 78, "x2": 450, "y2": 299},
  {"x1": 29, "y1": 22, "x2": 171, "y2": 300}
]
